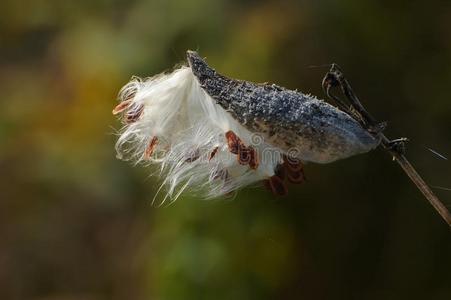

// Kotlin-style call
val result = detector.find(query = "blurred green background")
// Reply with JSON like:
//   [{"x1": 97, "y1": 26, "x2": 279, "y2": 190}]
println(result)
[{"x1": 1, "y1": 0, "x2": 451, "y2": 299}]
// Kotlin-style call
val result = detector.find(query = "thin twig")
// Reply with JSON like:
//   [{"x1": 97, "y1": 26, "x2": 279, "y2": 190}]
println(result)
[
  {"x1": 322, "y1": 64, "x2": 451, "y2": 227},
  {"x1": 380, "y1": 135, "x2": 451, "y2": 226}
]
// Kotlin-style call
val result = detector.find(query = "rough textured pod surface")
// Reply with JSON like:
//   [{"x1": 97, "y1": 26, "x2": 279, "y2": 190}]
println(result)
[{"x1": 187, "y1": 51, "x2": 380, "y2": 163}]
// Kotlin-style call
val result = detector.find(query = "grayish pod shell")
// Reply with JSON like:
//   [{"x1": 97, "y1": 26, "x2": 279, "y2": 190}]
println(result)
[{"x1": 186, "y1": 51, "x2": 380, "y2": 163}]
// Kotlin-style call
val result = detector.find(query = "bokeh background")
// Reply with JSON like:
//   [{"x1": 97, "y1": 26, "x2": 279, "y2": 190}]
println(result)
[{"x1": 1, "y1": 0, "x2": 451, "y2": 299}]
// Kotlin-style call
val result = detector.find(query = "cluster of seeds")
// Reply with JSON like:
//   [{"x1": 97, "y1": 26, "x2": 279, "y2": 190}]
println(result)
[{"x1": 264, "y1": 156, "x2": 306, "y2": 196}]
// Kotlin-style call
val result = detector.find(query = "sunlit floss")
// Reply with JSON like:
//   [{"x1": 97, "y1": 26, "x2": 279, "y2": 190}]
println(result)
[{"x1": 112, "y1": 51, "x2": 380, "y2": 203}]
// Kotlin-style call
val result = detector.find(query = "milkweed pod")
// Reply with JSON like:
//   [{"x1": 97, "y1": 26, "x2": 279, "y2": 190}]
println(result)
[{"x1": 113, "y1": 51, "x2": 379, "y2": 202}]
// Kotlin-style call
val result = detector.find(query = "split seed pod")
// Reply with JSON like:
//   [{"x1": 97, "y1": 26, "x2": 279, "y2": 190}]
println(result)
[{"x1": 113, "y1": 51, "x2": 379, "y2": 203}]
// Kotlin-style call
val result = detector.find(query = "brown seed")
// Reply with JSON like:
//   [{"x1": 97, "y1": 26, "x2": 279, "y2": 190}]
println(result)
[
  {"x1": 125, "y1": 104, "x2": 144, "y2": 123},
  {"x1": 112, "y1": 100, "x2": 133, "y2": 115},
  {"x1": 238, "y1": 146, "x2": 251, "y2": 165},
  {"x1": 144, "y1": 136, "x2": 158, "y2": 159},
  {"x1": 225, "y1": 131, "x2": 242, "y2": 155},
  {"x1": 274, "y1": 163, "x2": 286, "y2": 180},
  {"x1": 248, "y1": 147, "x2": 259, "y2": 170},
  {"x1": 287, "y1": 169, "x2": 305, "y2": 184},
  {"x1": 283, "y1": 155, "x2": 305, "y2": 184},
  {"x1": 209, "y1": 147, "x2": 219, "y2": 161},
  {"x1": 265, "y1": 175, "x2": 288, "y2": 196}
]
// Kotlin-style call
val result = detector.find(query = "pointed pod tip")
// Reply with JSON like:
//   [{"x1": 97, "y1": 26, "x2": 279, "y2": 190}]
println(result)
[
  {"x1": 186, "y1": 50, "x2": 198, "y2": 57},
  {"x1": 186, "y1": 50, "x2": 200, "y2": 66}
]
